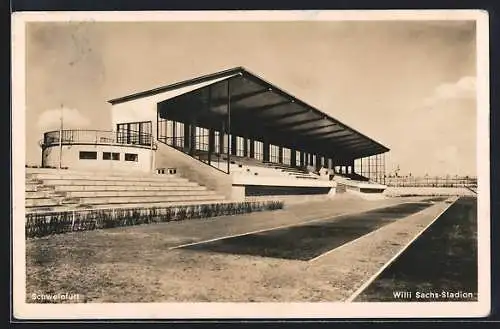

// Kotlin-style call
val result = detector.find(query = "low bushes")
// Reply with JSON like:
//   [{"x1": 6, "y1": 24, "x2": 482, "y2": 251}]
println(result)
[{"x1": 25, "y1": 200, "x2": 284, "y2": 238}]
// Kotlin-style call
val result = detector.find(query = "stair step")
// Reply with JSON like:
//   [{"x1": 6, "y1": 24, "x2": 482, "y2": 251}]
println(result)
[
  {"x1": 26, "y1": 168, "x2": 178, "y2": 177},
  {"x1": 25, "y1": 191, "x2": 65, "y2": 199},
  {"x1": 89, "y1": 200, "x2": 233, "y2": 210},
  {"x1": 28, "y1": 173, "x2": 187, "y2": 183},
  {"x1": 66, "y1": 190, "x2": 216, "y2": 198},
  {"x1": 41, "y1": 179, "x2": 199, "y2": 187},
  {"x1": 26, "y1": 185, "x2": 38, "y2": 192},
  {"x1": 81, "y1": 195, "x2": 225, "y2": 205},
  {"x1": 53, "y1": 184, "x2": 206, "y2": 192},
  {"x1": 25, "y1": 199, "x2": 234, "y2": 213},
  {"x1": 26, "y1": 198, "x2": 61, "y2": 207}
]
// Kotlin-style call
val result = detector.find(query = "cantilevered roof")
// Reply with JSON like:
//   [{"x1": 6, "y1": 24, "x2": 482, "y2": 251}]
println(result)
[{"x1": 109, "y1": 67, "x2": 389, "y2": 159}]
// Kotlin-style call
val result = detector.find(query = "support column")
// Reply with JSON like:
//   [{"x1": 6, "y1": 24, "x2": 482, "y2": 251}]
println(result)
[
  {"x1": 263, "y1": 139, "x2": 270, "y2": 162},
  {"x1": 218, "y1": 125, "x2": 225, "y2": 155},
  {"x1": 278, "y1": 146, "x2": 283, "y2": 164},
  {"x1": 290, "y1": 149, "x2": 296, "y2": 167},
  {"x1": 171, "y1": 121, "x2": 176, "y2": 147},
  {"x1": 208, "y1": 128, "x2": 215, "y2": 165},
  {"x1": 230, "y1": 134, "x2": 237, "y2": 156},
  {"x1": 249, "y1": 139, "x2": 255, "y2": 158},
  {"x1": 189, "y1": 122, "x2": 196, "y2": 156},
  {"x1": 243, "y1": 137, "x2": 248, "y2": 157},
  {"x1": 383, "y1": 152, "x2": 386, "y2": 185},
  {"x1": 226, "y1": 80, "x2": 231, "y2": 173},
  {"x1": 300, "y1": 151, "x2": 305, "y2": 167},
  {"x1": 183, "y1": 122, "x2": 190, "y2": 152},
  {"x1": 368, "y1": 156, "x2": 371, "y2": 180},
  {"x1": 315, "y1": 154, "x2": 321, "y2": 171}
]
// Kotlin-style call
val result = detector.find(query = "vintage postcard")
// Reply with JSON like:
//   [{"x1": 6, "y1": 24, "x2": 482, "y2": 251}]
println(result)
[{"x1": 11, "y1": 10, "x2": 490, "y2": 319}]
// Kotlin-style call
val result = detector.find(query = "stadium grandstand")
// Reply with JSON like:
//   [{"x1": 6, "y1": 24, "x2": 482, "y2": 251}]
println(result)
[{"x1": 28, "y1": 67, "x2": 390, "y2": 213}]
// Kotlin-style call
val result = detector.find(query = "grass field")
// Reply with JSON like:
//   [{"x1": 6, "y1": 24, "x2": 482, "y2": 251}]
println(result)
[
  {"x1": 354, "y1": 196, "x2": 477, "y2": 302},
  {"x1": 26, "y1": 195, "x2": 462, "y2": 303}
]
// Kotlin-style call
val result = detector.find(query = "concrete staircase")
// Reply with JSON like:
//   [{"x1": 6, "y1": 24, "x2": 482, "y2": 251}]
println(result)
[{"x1": 25, "y1": 168, "x2": 226, "y2": 213}]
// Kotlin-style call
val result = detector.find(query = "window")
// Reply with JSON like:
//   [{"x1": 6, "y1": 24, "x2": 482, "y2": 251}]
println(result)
[
  {"x1": 195, "y1": 126, "x2": 209, "y2": 151},
  {"x1": 295, "y1": 151, "x2": 301, "y2": 167},
  {"x1": 236, "y1": 136, "x2": 245, "y2": 157},
  {"x1": 269, "y1": 144, "x2": 279, "y2": 163},
  {"x1": 125, "y1": 153, "x2": 138, "y2": 162},
  {"x1": 103, "y1": 152, "x2": 120, "y2": 160},
  {"x1": 214, "y1": 131, "x2": 220, "y2": 154},
  {"x1": 282, "y1": 147, "x2": 291, "y2": 165},
  {"x1": 116, "y1": 121, "x2": 152, "y2": 146},
  {"x1": 254, "y1": 140, "x2": 263, "y2": 160},
  {"x1": 79, "y1": 151, "x2": 97, "y2": 160}
]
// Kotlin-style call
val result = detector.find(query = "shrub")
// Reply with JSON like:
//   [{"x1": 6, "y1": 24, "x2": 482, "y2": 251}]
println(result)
[{"x1": 25, "y1": 200, "x2": 284, "y2": 238}]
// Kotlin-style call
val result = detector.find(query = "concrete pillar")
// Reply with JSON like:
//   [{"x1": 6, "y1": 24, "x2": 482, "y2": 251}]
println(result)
[
  {"x1": 263, "y1": 139, "x2": 270, "y2": 162},
  {"x1": 278, "y1": 146, "x2": 283, "y2": 164},
  {"x1": 218, "y1": 132, "x2": 225, "y2": 154},
  {"x1": 183, "y1": 123, "x2": 190, "y2": 152},
  {"x1": 290, "y1": 149, "x2": 296, "y2": 167},
  {"x1": 299, "y1": 151, "x2": 305, "y2": 167},
  {"x1": 249, "y1": 139, "x2": 255, "y2": 158},
  {"x1": 243, "y1": 137, "x2": 248, "y2": 157},
  {"x1": 230, "y1": 134, "x2": 237, "y2": 156},
  {"x1": 208, "y1": 129, "x2": 215, "y2": 164},
  {"x1": 189, "y1": 123, "x2": 196, "y2": 155}
]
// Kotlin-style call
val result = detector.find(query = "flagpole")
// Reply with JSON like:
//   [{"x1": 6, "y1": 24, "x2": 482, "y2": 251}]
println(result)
[{"x1": 59, "y1": 104, "x2": 63, "y2": 170}]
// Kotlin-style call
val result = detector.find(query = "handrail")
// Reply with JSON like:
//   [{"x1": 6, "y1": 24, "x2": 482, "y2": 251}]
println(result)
[{"x1": 42, "y1": 129, "x2": 154, "y2": 148}]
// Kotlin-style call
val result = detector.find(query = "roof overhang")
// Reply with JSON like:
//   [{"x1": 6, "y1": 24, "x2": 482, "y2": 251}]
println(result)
[{"x1": 109, "y1": 67, "x2": 390, "y2": 159}]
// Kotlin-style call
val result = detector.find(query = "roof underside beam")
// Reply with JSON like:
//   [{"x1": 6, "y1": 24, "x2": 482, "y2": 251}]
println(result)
[
  {"x1": 260, "y1": 109, "x2": 310, "y2": 121},
  {"x1": 243, "y1": 100, "x2": 291, "y2": 114},
  {"x1": 303, "y1": 129, "x2": 351, "y2": 139},
  {"x1": 337, "y1": 140, "x2": 373, "y2": 149},
  {"x1": 289, "y1": 122, "x2": 340, "y2": 134},
  {"x1": 271, "y1": 117, "x2": 320, "y2": 130},
  {"x1": 211, "y1": 88, "x2": 269, "y2": 106}
]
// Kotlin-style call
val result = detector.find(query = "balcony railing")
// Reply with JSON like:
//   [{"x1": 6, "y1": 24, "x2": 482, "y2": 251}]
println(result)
[{"x1": 42, "y1": 129, "x2": 154, "y2": 148}]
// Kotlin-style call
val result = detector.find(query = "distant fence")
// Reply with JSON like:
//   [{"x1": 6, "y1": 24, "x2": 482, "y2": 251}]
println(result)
[
  {"x1": 385, "y1": 176, "x2": 477, "y2": 188},
  {"x1": 26, "y1": 201, "x2": 284, "y2": 239}
]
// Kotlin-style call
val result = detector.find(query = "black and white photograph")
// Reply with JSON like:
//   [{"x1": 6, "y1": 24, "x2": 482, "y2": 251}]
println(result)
[{"x1": 11, "y1": 10, "x2": 490, "y2": 319}]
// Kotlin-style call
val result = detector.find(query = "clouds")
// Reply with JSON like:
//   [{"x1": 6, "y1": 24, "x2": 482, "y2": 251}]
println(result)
[
  {"x1": 36, "y1": 107, "x2": 91, "y2": 131},
  {"x1": 423, "y1": 76, "x2": 476, "y2": 108}
]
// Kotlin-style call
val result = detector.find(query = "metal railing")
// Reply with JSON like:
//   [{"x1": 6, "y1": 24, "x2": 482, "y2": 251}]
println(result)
[
  {"x1": 157, "y1": 135, "x2": 228, "y2": 173},
  {"x1": 42, "y1": 129, "x2": 153, "y2": 148},
  {"x1": 385, "y1": 176, "x2": 478, "y2": 188}
]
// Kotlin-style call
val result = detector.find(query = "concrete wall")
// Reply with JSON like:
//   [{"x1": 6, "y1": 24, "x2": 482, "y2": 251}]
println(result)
[
  {"x1": 232, "y1": 174, "x2": 336, "y2": 188},
  {"x1": 231, "y1": 186, "x2": 245, "y2": 202},
  {"x1": 155, "y1": 142, "x2": 233, "y2": 200},
  {"x1": 42, "y1": 144, "x2": 154, "y2": 173}
]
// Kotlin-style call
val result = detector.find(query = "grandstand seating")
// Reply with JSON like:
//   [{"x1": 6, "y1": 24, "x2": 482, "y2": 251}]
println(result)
[
  {"x1": 25, "y1": 168, "x2": 226, "y2": 213},
  {"x1": 333, "y1": 173, "x2": 387, "y2": 195},
  {"x1": 212, "y1": 156, "x2": 323, "y2": 181}
]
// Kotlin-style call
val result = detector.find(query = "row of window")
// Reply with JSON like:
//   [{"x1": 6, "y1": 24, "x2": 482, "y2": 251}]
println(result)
[
  {"x1": 116, "y1": 121, "x2": 152, "y2": 146},
  {"x1": 79, "y1": 151, "x2": 138, "y2": 162},
  {"x1": 157, "y1": 119, "x2": 337, "y2": 167}
]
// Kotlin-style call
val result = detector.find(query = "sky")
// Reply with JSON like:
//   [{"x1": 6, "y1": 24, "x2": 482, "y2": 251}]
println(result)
[{"x1": 25, "y1": 19, "x2": 477, "y2": 176}]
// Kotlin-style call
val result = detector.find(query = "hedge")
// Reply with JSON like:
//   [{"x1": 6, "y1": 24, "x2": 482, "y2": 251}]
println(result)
[{"x1": 25, "y1": 201, "x2": 284, "y2": 238}]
